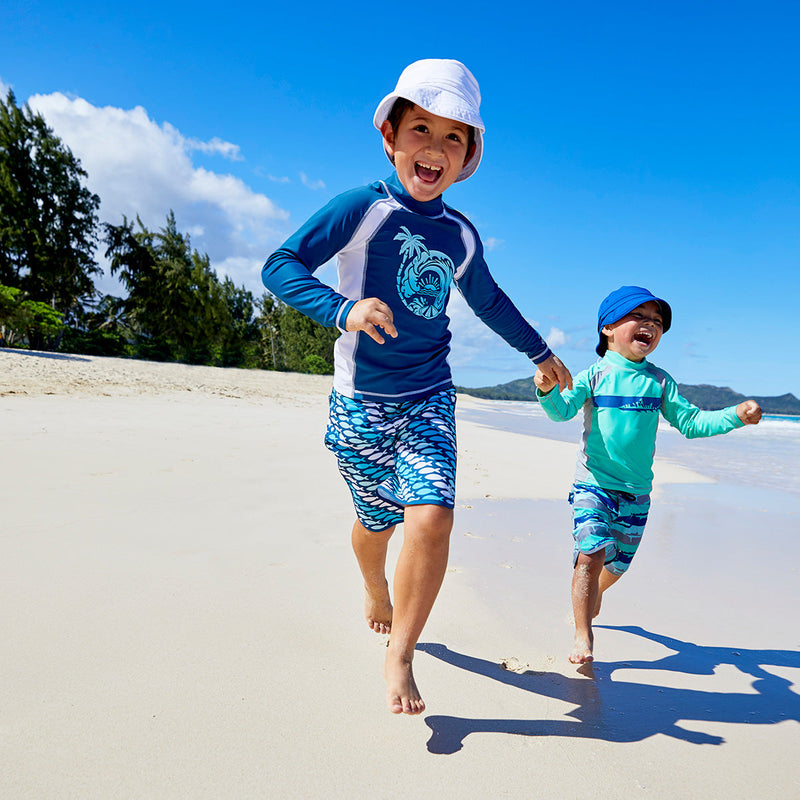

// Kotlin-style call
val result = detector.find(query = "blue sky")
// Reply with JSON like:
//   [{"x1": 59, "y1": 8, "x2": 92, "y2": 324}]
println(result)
[{"x1": 3, "y1": 1, "x2": 798, "y2": 396}]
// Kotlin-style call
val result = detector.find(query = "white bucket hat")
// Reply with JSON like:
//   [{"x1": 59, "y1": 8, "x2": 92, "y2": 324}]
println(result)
[{"x1": 373, "y1": 59, "x2": 485, "y2": 182}]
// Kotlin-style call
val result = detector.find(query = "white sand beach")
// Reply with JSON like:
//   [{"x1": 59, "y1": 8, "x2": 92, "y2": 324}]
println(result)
[{"x1": 2, "y1": 348, "x2": 798, "y2": 799}]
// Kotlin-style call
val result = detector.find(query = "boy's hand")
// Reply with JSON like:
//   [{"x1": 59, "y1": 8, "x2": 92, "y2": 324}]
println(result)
[
  {"x1": 345, "y1": 298, "x2": 398, "y2": 344},
  {"x1": 536, "y1": 354, "x2": 573, "y2": 392},
  {"x1": 533, "y1": 368, "x2": 556, "y2": 394},
  {"x1": 737, "y1": 400, "x2": 762, "y2": 425}
]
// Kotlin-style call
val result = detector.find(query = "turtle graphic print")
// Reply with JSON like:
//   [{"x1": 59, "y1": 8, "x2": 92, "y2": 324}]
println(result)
[{"x1": 394, "y1": 226, "x2": 454, "y2": 319}]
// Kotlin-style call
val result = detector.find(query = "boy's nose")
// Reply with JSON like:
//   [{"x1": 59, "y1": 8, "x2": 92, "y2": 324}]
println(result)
[{"x1": 426, "y1": 137, "x2": 445, "y2": 155}]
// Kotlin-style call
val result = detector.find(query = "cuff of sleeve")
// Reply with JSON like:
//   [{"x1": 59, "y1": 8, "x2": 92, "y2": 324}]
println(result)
[
  {"x1": 530, "y1": 347, "x2": 553, "y2": 365},
  {"x1": 335, "y1": 299, "x2": 356, "y2": 332},
  {"x1": 730, "y1": 408, "x2": 745, "y2": 428}
]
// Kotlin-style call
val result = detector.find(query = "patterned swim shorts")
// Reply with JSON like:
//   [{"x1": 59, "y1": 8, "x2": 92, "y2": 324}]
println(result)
[
  {"x1": 568, "y1": 483, "x2": 651, "y2": 575},
  {"x1": 324, "y1": 387, "x2": 457, "y2": 532}
]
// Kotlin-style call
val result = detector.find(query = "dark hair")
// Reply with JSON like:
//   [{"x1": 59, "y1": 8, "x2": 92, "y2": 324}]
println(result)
[{"x1": 387, "y1": 98, "x2": 476, "y2": 155}]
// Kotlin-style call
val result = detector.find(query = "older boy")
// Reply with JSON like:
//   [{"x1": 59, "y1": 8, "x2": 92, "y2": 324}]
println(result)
[
  {"x1": 263, "y1": 59, "x2": 571, "y2": 714},
  {"x1": 534, "y1": 286, "x2": 761, "y2": 664}
]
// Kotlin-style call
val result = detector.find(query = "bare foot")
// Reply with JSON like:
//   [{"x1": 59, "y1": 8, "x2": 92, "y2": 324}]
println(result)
[
  {"x1": 384, "y1": 655, "x2": 425, "y2": 715},
  {"x1": 569, "y1": 637, "x2": 594, "y2": 664},
  {"x1": 365, "y1": 582, "x2": 393, "y2": 634}
]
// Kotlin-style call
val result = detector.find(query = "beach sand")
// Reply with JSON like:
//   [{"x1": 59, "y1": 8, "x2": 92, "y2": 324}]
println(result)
[{"x1": 2, "y1": 348, "x2": 798, "y2": 799}]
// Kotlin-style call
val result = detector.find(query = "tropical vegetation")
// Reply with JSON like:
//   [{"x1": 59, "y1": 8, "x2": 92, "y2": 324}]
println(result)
[{"x1": 0, "y1": 90, "x2": 337, "y2": 374}]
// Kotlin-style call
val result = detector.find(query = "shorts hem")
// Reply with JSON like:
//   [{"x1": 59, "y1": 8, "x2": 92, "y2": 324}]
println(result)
[{"x1": 402, "y1": 499, "x2": 455, "y2": 510}]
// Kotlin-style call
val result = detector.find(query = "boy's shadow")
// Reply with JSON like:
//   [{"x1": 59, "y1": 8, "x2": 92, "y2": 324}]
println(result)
[{"x1": 418, "y1": 626, "x2": 800, "y2": 754}]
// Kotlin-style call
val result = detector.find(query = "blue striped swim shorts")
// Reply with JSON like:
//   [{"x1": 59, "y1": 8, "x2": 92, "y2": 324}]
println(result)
[
  {"x1": 324, "y1": 387, "x2": 457, "y2": 532},
  {"x1": 568, "y1": 483, "x2": 651, "y2": 575}
]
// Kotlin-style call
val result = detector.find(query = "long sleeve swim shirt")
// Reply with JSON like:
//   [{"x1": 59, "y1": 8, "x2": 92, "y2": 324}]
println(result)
[
  {"x1": 262, "y1": 172, "x2": 552, "y2": 402},
  {"x1": 537, "y1": 350, "x2": 743, "y2": 494}
]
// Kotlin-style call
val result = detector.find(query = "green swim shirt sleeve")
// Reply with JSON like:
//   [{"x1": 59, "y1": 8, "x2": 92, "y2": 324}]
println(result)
[
  {"x1": 660, "y1": 372, "x2": 743, "y2": 438},
  {"x1": 536, "y1": 370, "x2": 592, "y2": 421}
]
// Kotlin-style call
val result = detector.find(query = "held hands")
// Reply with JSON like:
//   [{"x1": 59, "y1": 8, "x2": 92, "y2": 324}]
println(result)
[
  {"x1": 345, "y1": 298, "x2": 398, "y2": 344},
  {"x1": 534, "y1": 354, "x2": 573, "y2": 394},
  {"x1": 533, "y1": 367, "x2": 555, "y2": 394},
  {"x1": 737, "y1": 400, "x2": 762, "y2": 425}
]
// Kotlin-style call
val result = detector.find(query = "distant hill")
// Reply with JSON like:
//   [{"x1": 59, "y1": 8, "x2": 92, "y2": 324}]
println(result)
[
  {"x1": 677, "y1": 385, "x2": 800, "y2": 416},
  {"x1": 456, "y1": 377, "x2": 800, "y2": 416}
]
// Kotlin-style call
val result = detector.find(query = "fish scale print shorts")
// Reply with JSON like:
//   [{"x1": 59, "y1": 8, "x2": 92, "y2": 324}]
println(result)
[{"x1": 324, "y1": 387, "x2": 457, "y2": 532}]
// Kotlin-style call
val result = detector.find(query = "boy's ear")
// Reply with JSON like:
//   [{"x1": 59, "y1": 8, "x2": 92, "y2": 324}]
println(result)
[
  {"x1": 463, "y1": 141, "x2": 476, "y2": 167},
  {"x1": 380, "y1": 120, "x2": 396, "y2": 157},
  {"x1": 601, "y1": 324, "x2": 614, "y2": 337}
]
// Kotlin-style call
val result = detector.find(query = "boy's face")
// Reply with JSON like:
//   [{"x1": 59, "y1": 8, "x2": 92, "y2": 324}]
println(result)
[
  {"x1": 380, "y1": 105, "x2": 474, "y2": 202},
  {"x1": 602, "y1": 301, "x2": 664, "y2": 362}
]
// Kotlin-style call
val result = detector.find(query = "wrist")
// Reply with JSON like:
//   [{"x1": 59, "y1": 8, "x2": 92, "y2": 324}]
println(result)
[{"x1": 337, "y1": 299, "x2": 357, "y2": 332}]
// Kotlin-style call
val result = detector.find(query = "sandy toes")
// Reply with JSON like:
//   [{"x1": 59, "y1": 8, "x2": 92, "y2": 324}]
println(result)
[
  {"x1": 365, "y1": 585, "x2": 393, "y2": 634},
  {"x1": 384, "y1": 659, "x2": 425, "y2": 715},
  {"x1": 569, "y1": 638, "x2": 594, "y2": 664}
]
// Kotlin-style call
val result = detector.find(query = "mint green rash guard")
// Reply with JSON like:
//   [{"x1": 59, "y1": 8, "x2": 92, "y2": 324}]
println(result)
[{"x1": 537, "y1": 350, "x2": 744, "y2": 494}]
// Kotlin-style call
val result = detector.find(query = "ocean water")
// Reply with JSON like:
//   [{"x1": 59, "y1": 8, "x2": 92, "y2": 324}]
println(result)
[{"x1": 457, "y1": 398, "x2": 800, "y2": 498}]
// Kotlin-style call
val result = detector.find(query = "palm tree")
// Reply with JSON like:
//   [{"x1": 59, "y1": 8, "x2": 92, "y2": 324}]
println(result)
[{"x1": 394, "y1": 226, "x2": 427, "y2": 264}]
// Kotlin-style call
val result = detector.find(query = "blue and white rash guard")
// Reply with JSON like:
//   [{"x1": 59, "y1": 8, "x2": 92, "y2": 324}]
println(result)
[{"x1": 262, "y1": 172, "x2": 552, "y2": 402}]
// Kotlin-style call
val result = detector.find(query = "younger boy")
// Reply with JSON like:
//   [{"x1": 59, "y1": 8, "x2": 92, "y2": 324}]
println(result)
[
  {"x1": 262, "y1": 59, "x2": 572, "y2": 714},
  {"x1": 534, "y1": 286, "x2": 761, "y2": 664}
]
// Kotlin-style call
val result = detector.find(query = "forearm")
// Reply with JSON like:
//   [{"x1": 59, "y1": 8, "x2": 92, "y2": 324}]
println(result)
[
  {"x1": 677, "y1": 405, "x2": 743, "y2": 439},
  {"x1": 262, "y1": 249, "x2": 354, "y2": 330},
  {"x1": 536, "y1": 385, "x2": 581, "y2": 421},
  {"x1": 662, "y1": 380, "x2": 745, "y2": 438}
]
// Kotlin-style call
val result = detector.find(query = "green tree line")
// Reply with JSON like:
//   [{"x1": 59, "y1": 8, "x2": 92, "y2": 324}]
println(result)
[{"x1": 0, "y1": 89, "x2": 337, "y2": 374}]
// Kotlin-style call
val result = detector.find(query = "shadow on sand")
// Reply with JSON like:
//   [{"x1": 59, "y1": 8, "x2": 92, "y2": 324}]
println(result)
[
  {"x1": 418, "y1": 625, "x2": 799, "y2": 754},
  {"x1": 1, "y1": 347, "x2": 90, "y2": 362}
]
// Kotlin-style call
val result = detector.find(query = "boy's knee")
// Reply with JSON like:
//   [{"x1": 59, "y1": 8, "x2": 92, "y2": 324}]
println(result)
[
  {"x1": 575, "y1": 550, "x2": 606, "y2": 572},
  {"x1": 406, "y1": 504, "x2": 453, "y2": 538}
]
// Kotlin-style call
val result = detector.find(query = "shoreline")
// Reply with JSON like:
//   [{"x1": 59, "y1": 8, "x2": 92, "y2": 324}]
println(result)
[{"x1": 2, "y1": 349, "x2": 798, "y2": 799}]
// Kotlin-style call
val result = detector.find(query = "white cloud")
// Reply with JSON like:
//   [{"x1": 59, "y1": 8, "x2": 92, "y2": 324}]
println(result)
[
  {"x1": 269, "y1": 175, "x2": 291, "y2": 183},
  {"x1": 544, "y1": 326, "x2": 568, "y2": 349},
  {"x1": 26, "y1": 91, "x2": 289, "y2": 295},
  {"x1": 186, "y1": 136, "x2": 243, "y2": 161},
  {"x1": 300, "y1": 172, "x2": 326, "y2": 191},
  {"x1": 484, "y1": 237, "x2": 503, "y2": 252},
  {"x1": 0, "y1": 77, "x2": 11, "y2": 97}
]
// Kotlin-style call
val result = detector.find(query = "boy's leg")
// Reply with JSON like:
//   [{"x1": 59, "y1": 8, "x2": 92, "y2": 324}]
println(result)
[
  {"x1": 594, "y1": 567, "x2": 622, "y2": 618},
  {"x1": 570, "y1": 550, "x2": 606, "y2": 664},
  {"x1": 324, "y1": 389, "x2": 407, "y2": 635},
  {"x1": 590, "y1": 491, "x2": 648, "y2": 618},
  {"x1": 351, "y1": 519, "x2": 396, "y2": 634},
  {"x1": 384, "y1": 503, "x2": 453, "y2": 715}
]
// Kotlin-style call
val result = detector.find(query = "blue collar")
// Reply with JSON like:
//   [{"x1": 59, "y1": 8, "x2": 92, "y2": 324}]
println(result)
[{"x1": 384, "y1": 172, "x2": 445, "y2": 218}]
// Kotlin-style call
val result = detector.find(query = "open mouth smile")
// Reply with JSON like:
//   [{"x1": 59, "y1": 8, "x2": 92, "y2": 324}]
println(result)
[
  {"x1": 415, "y1": 161, "x2": 443, "y2": 183},
  {"x1": 633, "y1": 329, "x2": 654, "y2": 346}
]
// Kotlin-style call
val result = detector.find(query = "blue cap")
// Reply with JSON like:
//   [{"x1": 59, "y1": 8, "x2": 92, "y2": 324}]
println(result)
[{"x1": 597, "y1": 286, "x2": 672, "y2": 355}]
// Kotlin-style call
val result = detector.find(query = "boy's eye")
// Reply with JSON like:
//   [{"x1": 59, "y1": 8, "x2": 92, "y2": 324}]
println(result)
[
  {"x1": 413, "y1": 124, "x2": 429, "y2": 133},
  {"x1": 447, "y1": 132, "x2": 462, "y2": 142},
  {"x1": 631, "y1": 311, "x2": 662, "y2": 326}
]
